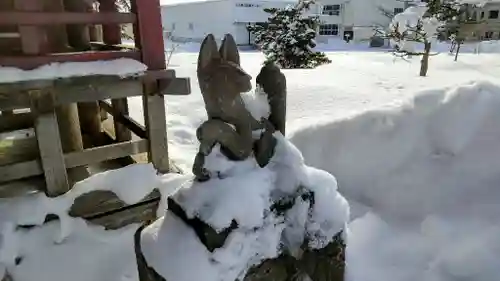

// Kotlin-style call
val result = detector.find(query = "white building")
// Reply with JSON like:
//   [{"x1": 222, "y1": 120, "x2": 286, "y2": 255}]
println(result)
[
  {"x1": 160, "y1": 0, "x2": 410, "y2": 45},
  {"x1": 161, "y1": 0, "x2": 296, "y2": 46},
  {"x1": 313, "y1": 0, "x2": 409, "y2": 42}
]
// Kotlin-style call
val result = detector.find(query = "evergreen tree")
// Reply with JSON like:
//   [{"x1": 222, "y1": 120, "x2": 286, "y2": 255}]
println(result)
[{"x1": 247, "y1": 0, "x2": 331, "y2": 69}]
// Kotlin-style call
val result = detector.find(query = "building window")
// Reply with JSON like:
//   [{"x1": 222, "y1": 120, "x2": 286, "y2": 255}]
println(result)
[
  {"x1": 236, "y1": 3, "x2": 261, "y2": 8},
  {"x1": 394, "y1": 8, "x2": 404, "y2": 15},
  {"x1": 319, "y1": 24, "x2": 339, "y2": 35},
  {"x1": 481, "y1": 11, "x2": 485, "y2": 18},
  {"x1": 188, "y1": 23, "x2": 194, "y2": 30},
  {"x1": 489, "y1": 10, "x2": 499, "y2": 19},
  {"x1": 322, "y1": 4, "x2": 341, "y2": 16},
  {"x1": 470, "y1": 11, "x2": 477, "y2": 21},
  {"x1": 485, "y1": 31, "x2": 493, "y2": 39}
]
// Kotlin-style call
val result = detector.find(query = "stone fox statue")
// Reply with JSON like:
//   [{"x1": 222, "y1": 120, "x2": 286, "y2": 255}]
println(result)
[{"x1": 193, "y1": 33, "x2": 285, "y2": 181}]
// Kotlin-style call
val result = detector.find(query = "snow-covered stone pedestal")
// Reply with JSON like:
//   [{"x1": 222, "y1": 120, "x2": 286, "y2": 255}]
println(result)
[{"x1": 136, "y1": 134, "x2": 349, "y2": 281}]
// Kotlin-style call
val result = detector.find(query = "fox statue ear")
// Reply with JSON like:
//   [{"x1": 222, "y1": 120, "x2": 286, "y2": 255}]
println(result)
[
  {"x1": 219, "y1": 34, "x2": 240, "y2": 65},
  {"x1": 198, "y1": 34, "x2": 220, "y2": 70}
]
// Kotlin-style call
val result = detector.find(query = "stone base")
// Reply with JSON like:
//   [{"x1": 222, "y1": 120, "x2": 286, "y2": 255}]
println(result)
[{"x1": 243, "y1": 232, "x2": 345, "y2": 281}]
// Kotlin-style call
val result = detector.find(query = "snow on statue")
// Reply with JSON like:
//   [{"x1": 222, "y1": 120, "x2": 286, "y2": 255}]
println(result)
[{"x1": 133, "y1": 34, "x2": 350, "y2": 281}]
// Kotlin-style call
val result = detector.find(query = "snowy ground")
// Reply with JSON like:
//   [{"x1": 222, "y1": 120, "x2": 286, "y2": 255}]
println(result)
[{"x1": 2, "y1": 41, "x2": 500, "y2": 281}]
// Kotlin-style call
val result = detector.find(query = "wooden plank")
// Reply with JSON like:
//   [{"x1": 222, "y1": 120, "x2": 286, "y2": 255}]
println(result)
[
  {"x1": 159, "y1": 77, "x2": 191, "y2": 96},
  {"x1": 0, "y1": 79, "x2": 143, "y2": 111},
  {"x1": 0, "y1": 111, "x2": 33, "y2": 133},
  {"x1": 0, "y1": 12, "x2": 136, "y2": 25},
  {"x1": 55, "y1": 103, "x2": 84, "y2": 153},
  {"x1": 57, "y1": 80, "x2": 142, "y2": 107},
  {"x1": 0, "y1": 50, "x2": 141, "y2": 70},
  {"x1": 99, "y1": 100, "x2": 147, "y2": 139},
  {"x1": 143, "y1": 85, "x2": 170, "y2": 173},
  {"x1": 65, "y1": 139, "x2": 148, "y2": 167},
  {"x1": 69, "y1": 189, "x2": 160, "y2": 227},
  {"x1": 86, "y1": 199, "x2": 159, "y2": 230},
  {"x1": 30, "y1": 90, "x2": 70, "y2": 197},
  {"x1": 0, "y1": 71, "x2": 178, "y2": 111},
  {"x1": 0, "y1": 135, "x2": 38, "y2": 166},
  {"x1": 0, "y1": 160, "x2": 42, "y2": 185},
  {"x1": 78, "y1": 101, "x2": 102, "y2": 139},
  {"x1": 0, "y1": 139, "x2": 149, "y2": 183},
  {"x1": 111, "y1": 98, "x2": 132, "y2": 142},
  {"x1": 134, "y1": 0, "x2": 166, "y2": 70},
  {"x1": 0, "y1": 69, "x2": 174, "y2": 92}
]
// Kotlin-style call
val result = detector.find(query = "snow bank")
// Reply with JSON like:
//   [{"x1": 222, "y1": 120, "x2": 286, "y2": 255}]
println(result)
[
  {"x1": 348, "y1": 212, "x2": 500, "y2": 281},
  {"x1": 0, "y1": 58, "x2": 147, "y2": 83},
  {"x1": 472, "y1": 40, "x2": 500, "y2": 54},
  {"x1": 289, "y1": 80, "x2": 500, "y2": 281},
  {"x1": 141, "y1": 135, "x2": 349, "y2": 281}
]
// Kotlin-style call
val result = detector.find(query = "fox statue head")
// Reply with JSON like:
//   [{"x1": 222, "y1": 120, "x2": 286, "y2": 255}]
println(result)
[{"x1": 197, "y1": 34, "x2": 252, "y2": 118}]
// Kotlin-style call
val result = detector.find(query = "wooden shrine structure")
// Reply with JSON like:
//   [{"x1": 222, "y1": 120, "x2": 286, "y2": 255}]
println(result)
[{"x1": 0, "y1": 0, "x2": 190, "y2": 229}]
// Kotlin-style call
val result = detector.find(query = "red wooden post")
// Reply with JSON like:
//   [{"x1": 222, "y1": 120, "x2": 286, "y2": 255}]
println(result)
[
  {"x1": 99, "y1": 0, "x2": 121, "y2": 45},
  {"x1": 133, "y1": 0, "x2": 166, "y2": 70}
]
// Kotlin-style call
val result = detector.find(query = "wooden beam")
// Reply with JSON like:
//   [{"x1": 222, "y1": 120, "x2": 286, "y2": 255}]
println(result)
[
  {"x1": 99, "y1": 100, "x2": 147, "y2": 139},
  {"x1": 0, "y1": 111, "x2": 33, "y2": 133},
  {"x1": 0, "y1": 12, "x2": 136, "y2": 25},
  {"x1": 30, "y1": 89, "x2": 70, "y2": 197},
  {"x1": 0, "y1": 139, "x2": 149, "y2": 183},
  {"x1": 0, "y1": 50, "x2": 141, "y2": 70},
  {"x1": 0, "y1": 135, "x2": 38, "y2": 166},
  {"x1": 0, "y1": 79, "x2": 143, "y2": 111},
  {"x1": 143, "y1": 84, "x2": 170, "y2": 173},
  {"x1": 64, "y1": 139, "x2": 148, "y2": 167},
  {"x1": 159, "y1": 77, "x2": 191, "y2": 96},
  {"x1": 0, "y1": 70, "x2": 182, "y2": 112},
  {"x1": 111, "y1": 99, "x2": 132, "y2": 142}
]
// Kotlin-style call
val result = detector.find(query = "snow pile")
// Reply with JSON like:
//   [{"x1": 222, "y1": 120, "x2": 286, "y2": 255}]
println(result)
[
  {"x1": 0, "y1": 164, "x2": 188, "y2": 281},
  {"x1": 0, "y1": 58, "x2": 147, "y2": 83},
  {"x1": 289, "y1": 80, "x2": 500, "y2": 281},
  {"x1": 141, "y1": 90, "x2": 349, "y2": 281}
]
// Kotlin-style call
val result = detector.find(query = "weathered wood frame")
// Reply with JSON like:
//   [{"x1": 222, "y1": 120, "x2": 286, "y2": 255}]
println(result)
[
  {"x1": 0, "y1": 0, "x2": 185, "y2": 229},
  {"x1": 0, "y1": 0, "x2": 158, "y2": 70},
  {"x1": 0, "y1": 70, "x2": 190, "y2": 197}
]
